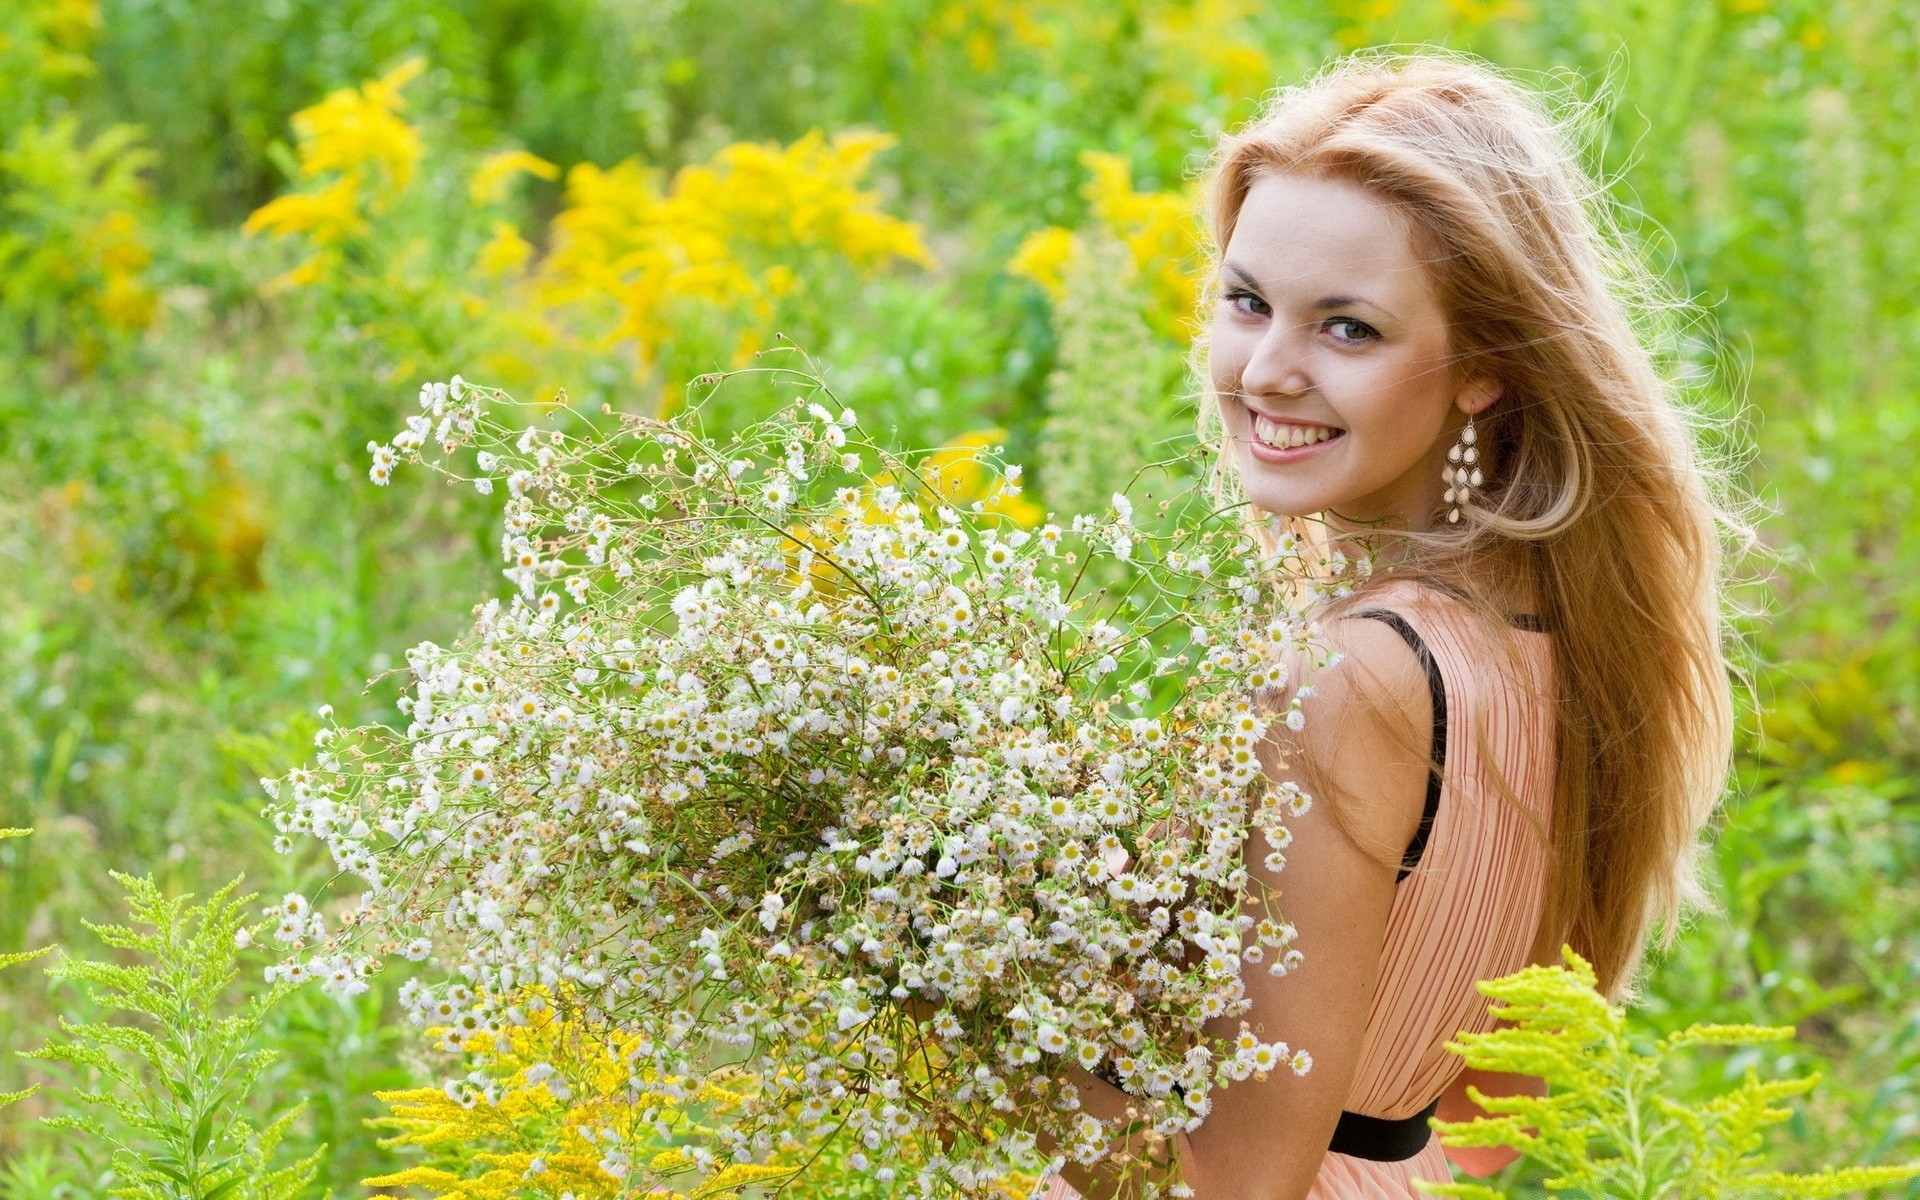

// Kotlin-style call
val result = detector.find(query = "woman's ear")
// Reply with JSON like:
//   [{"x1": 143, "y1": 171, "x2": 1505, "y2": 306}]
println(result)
[{"x1": 1456, "y1": 375, "x2": 1502, "y2": 416}]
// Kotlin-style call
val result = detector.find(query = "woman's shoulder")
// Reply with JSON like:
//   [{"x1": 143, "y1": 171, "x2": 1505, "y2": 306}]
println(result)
[
  {"x1": 1332, "y1": 575, "x2": 1549, "y2": 646},
  {"x1": 1310, "y1": 574, "x2": 1555, "y2": 701}
]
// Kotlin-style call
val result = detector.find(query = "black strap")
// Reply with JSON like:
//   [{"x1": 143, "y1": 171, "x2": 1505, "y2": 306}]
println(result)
[
  {"x1": 1350, "y1": 609, "x2": 1446, "y2": 883},
  {"x1": 1085, "y1": 1070, "x2": 1440, "y2": 1162},
  {"x1": 1328, "y1": 1098, "x2": 1440, "y2": 1160}
]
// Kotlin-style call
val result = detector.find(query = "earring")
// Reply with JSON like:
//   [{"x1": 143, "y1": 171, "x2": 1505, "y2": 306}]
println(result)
[{"x1": 1442, "y1": 415, "x2": 1482, "y2": 524}]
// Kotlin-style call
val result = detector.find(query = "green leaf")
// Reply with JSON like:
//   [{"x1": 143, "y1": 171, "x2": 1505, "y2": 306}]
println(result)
[
  {"x1": 0, "y1": 944, "x2": 55, "y2": 971},
  {"x1": 192, "y1": 1107, "x2": 215, "y2": 1157},
  {"x1": 200, "y1": 1176, "x2": 243, "y2": 1200}
]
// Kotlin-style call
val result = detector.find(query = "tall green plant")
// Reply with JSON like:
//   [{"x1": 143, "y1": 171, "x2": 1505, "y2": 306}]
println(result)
[
  {"x1": 19, "y1": 873, "x2": 321, "y2": 1199},
  {"x1": 1036, "y1": 227, "x2": 1188, "y2": 523},
  {"x1": 1424, "y1": 948, "x2": 1920, "y2": 1200},
  {"x1": 0, "y1": 828, "x2": 53, "y2": 1112}
]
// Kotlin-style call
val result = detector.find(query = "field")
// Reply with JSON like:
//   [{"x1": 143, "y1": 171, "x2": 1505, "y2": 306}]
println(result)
[{"x1": 1, "y1": 0, "x2": 1917, "y2": 1194}]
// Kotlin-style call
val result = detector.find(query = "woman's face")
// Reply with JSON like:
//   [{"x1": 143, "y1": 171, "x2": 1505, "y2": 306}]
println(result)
[{"x1": 1208, "y1": 171, "x2": 1498, "y2": 528}]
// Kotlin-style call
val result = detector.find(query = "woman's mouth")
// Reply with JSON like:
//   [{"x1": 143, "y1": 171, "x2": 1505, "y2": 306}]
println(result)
[{"x1": 1248, "y1": 410, "x2": 1345, "y2": 464}]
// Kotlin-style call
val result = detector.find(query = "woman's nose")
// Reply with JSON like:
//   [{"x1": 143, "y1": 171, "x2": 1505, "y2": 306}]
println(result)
[{"x1": 1238, "y1": 325, "x2": 1312, "y2": 400}]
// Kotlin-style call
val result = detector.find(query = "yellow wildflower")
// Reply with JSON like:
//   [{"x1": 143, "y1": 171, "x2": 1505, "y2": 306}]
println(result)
[
  {"x1": 475, "y1": 220, "x2": 535, "y2": 277},
  {"x1": 1146, "y1": 0, "x2": 1272, "y2": 102},
  {"x1": 89, "y1": 210, "x2": 155, "y2": 330},
  {"x1": 242, "y1": 57, "x2": 425, "y2": 288},
  {"x1": 668, "y1": 129, "x2": 936, "y2": 270},
  {"x1": 470, "y1": 148, "x2": 560, "y2": 204},
  {"x1": 1007, "y1": 226, "x2": 1076, "y2": 302},
  {"x1": 291, "y1": 56, "x2": 426, "y2": 196},
  {"x1": 1442, "y1": 0, "x2": 1532, "y2": 20},
  {"x1": 690, "y1": 1163, "x2": 798, "y2": 1196},
  {"x1": 262, "y1": 249, "x2": 341, "y2": 295},
  {"x1": 921, "y1": 428, "x2": 1002, "y2": 503},
  {"x1": 358, "y1": 1165, "x2": 470, "y2": 1190},
  {"x1": 1011, "y1": 152, "x2": 1206, "y2": 342},
  {"x1": 533, "y1": 130, "x2": 933, "y2": 381},
  {"x1": 243, "y1": 174, "x2": 366, "y2": 245},
  {"x1": 1078, "y1": 150, "x2": 1205, "y2": 337},
  {"x1": 918, "y1": 0, "x2": 1057, "y2": 67}
]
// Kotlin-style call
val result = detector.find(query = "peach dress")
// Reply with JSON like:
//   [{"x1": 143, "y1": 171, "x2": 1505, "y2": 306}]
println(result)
[{"x1": 1040, "y1": 577, "x2": 1559, "y2": 1199}]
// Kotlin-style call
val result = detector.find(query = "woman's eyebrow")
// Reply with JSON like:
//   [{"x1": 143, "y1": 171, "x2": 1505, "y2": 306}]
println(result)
[{"x1": 1223, "y1": 264, "x2": 1396, "y2": 319}]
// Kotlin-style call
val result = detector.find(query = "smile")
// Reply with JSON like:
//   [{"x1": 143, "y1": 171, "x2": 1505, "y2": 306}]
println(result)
[{"x1": 1248, "y1": 410, "x2": 1345, "y2": 463}]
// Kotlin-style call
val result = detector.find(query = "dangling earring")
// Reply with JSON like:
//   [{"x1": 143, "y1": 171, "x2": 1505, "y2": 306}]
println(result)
[{"x1": 1442, "y1": 414, "x2": 1482, "y2": 524}]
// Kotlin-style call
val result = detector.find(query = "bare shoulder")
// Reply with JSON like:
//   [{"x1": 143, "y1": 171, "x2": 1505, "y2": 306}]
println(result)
[{"x1": 1263, "y1": 610, "x2": 1434, "y2": 867}]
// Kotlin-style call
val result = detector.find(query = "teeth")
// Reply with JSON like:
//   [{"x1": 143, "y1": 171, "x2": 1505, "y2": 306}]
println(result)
[{"x1": 1252, "y1": 412, "x2": 1340, "y2": 450}]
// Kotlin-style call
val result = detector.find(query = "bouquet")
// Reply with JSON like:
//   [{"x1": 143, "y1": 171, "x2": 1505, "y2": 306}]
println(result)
[{"x1": 265, "y1": 359, "x2": 1354, "y2": 1197}]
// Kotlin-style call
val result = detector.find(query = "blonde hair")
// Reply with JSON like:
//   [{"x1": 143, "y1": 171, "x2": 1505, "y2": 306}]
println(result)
[{"x1": 1189, "y1": 50, "x2": 1757, "y2": 999}]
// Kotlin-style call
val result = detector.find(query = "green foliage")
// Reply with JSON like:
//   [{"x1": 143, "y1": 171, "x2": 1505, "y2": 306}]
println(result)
[
  {"x1": 1035, "y1": 227, "x2": 1189, "y2": 524},
  {"x1": 1424, "y1": 948, "x2": 1920, "y2": 1200},
  {"x1": 0, "y1": 828, "x2": 53, "y2": 1112},
  {"x1": 18, "y1": 873, "x2": 321, "y2": 1200}
]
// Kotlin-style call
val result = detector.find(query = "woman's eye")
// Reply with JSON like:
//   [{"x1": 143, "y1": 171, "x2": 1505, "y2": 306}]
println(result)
[
  {"x1": 1223, "y1": 289, "x2": 1270, "y2": 317},
  {"x1": 1325, "y1": 317, "x2": 1378, "y2": 344}
]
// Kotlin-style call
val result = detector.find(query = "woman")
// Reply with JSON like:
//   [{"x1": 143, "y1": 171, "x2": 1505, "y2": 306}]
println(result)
[{"x1": 1040, "y1": 51, "x2": 1747, "y2": 1200}]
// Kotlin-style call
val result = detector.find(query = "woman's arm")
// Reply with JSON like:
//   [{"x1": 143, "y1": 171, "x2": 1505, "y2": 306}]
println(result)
[
  {"x1": 1057, "y1": 616, "x2": 1436, "y2": 1200},
  {"x1": 1436, "y1": 1065, "x2": 1547, "y2": 1176}
]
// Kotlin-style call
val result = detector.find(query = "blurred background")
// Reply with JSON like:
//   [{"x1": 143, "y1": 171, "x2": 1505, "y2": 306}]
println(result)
[{"x1": 0, "y1": 0, "x2": 1915, "y2": 1192}]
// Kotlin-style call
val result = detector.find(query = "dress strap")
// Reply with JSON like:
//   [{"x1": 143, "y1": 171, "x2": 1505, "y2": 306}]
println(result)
[{"x1": 1349, "y1": 609, "x2": 1447, "y2": 883}]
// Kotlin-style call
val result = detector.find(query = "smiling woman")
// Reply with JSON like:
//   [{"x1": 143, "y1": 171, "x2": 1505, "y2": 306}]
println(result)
[
  {"x1": 1040, "y1": 48, "x2": 1748, "y2": 1200},
  {"x1": 1209, "y1": 174, "x2": 1499, "y2": 528}
]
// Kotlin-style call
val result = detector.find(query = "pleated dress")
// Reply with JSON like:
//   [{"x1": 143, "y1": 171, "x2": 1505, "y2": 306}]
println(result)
[{"x1": 1040, "y1": 576, "x2": 1560, "y2": 1199}]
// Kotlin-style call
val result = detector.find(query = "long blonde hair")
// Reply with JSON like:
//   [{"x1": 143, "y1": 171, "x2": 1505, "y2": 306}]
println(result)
[{"x1": 1190, "y1": 50, "x2": 1756, "y2": 998}]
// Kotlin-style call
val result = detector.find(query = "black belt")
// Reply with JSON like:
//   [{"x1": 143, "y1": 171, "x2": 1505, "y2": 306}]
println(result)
[
  {"x1": 1091, "y1": 1061, "x2": 1440, "y2": 1163},
  {"x1": 1328, "y1": 1098, "x2": 1439, "y2": 1161}
]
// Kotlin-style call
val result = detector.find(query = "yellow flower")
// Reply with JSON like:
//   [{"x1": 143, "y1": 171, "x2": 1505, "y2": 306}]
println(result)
[
  {"x1": 1146, "y1": 0, "x2": 1272, "y2": 102},
  {"x1": 1007, "y1": 226, "x2": 1076, "y2": 302},
  {"x1": 89, "y1": 210, "x2": 155, "y2": 329},
  {"x1": 1442, "y1": 0, "x2": 1532, "y2": 20},
  {"x1": 243, "y1": 174, "x2": 367, "y2": 245},
  {"x1": 921, "y1": 428, "x2": 1002, "y2": 503},
  {"x1": 669, "y1": 129, "x2": 936, "y2": 270},
  {"x1": 359, "y1": 1164, "x2": 471, "y2": 1192},
  {"x1": 292, "y1": 56, "x2": 426, "y2": 197},
  {"x1": 475, "y1": 220, "x2": 535, "y2": 277},
  {"x1": 690, "y1": 1163, "x2": 798, "y2": 1196},
  {"x1": 983, "y1": 487, "x2": 1045, "y2": 528},
  {"x1": 1080, "y1": 151, "x2": 1202, "y2": 278},
  {"x1": 470, "y1": 148, "x2": 560, "y2": 204},
  {"x1": 262, "y1": 249, "x2": 341, "y2": 294},
  {"x1": 1011, "y1": 151, "x2": 1207, "y2": 342},
  {"x1": 532, "y1": 129, "x2": 934, "y2": 382},
  {"x1": 242, "y1": 57, "x2": 425, "y2": 286}
]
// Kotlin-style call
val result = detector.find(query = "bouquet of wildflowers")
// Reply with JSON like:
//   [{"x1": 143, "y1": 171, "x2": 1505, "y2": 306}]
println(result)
[{"x1": 265, "y1": 361, "x2": 1353, "y2": 1198}]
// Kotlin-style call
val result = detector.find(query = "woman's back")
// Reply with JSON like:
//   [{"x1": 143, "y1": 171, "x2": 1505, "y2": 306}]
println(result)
[{"x1": 1309, "y1": 576, "x2": 1558, "y2": 1194}]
